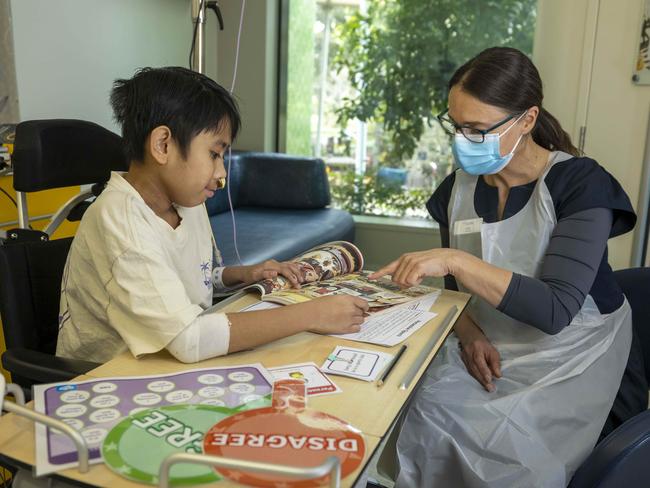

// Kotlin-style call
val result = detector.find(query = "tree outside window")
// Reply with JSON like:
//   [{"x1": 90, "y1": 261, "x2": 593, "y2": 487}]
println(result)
[{"x1": 282, "y1": 0, "x2": 537, "y2": 219}]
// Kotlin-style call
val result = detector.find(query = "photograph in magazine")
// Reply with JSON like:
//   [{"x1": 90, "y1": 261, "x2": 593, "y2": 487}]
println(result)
[{"x1": 243, "y1": 241, "x2": 437, "y2": 311}]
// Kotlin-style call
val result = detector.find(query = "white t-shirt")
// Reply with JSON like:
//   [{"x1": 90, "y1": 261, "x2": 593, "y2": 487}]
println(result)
[{"x1": 56, "y1": 172, "x2": 231, "y2": 363}]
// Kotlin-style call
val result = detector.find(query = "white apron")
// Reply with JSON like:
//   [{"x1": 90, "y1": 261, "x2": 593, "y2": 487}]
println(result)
[{"x1": 395, "y1": 152, "x2": 632, "y2": 488}]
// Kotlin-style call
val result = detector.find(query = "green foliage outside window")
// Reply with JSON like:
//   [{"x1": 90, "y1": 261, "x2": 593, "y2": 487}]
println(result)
[
  {"x1": 328, "y1": 167, "x2": 431, "y2": 218},
  {"x1": 334, "y1": 0, "x2": 537, "y2": 164}
]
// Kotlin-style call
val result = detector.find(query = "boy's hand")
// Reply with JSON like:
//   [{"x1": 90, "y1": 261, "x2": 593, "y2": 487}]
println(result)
[
  {"x1": 244, "y1": 260, "x2": 304, "y2": 288},
  {"x1": 306, "y1": 295, "x2": 369, "y2": 335}
]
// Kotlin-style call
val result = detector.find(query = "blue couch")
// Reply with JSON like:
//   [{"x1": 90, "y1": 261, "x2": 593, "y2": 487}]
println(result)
[{"x1": 205, "y1": 152, "x2": 355, "y2": 265}]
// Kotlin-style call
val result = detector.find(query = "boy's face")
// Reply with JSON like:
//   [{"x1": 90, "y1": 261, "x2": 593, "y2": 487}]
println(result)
[{"x1": 163, "y1": 124, "x2": 231, "y2": 207}]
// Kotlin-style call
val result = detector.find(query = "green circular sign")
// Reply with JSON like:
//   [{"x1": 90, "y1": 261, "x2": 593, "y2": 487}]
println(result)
[{"x1": 102, "y1": 404, "x2": 235, "y2": 486}]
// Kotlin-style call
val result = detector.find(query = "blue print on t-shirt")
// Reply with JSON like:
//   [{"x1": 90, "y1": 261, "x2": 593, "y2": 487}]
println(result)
[{"x1": 200, "y1": 261, "x2": 211, "y2": 288}]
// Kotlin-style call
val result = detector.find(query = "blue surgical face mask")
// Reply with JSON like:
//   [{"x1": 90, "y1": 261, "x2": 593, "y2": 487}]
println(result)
[{"x1": 452, "y1": 112, "x2": 526, "y2": 175}]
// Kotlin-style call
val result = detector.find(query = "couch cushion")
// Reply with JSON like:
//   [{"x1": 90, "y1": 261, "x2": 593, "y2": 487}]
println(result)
[
  {"x1": 210, "y1": 207, "x2": 355, "y2": 265},
  {"x1": 205, "y1": 152, "x2": 331, "y2": 216},
  {"x1": 236, "y1": 152, "x2": 331, "y2": 209}
]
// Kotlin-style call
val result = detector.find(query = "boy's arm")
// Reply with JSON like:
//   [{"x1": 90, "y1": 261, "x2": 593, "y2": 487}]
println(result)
[
  {"x1": 226, "y1": 295, "x2": 368, "y2": 353},
  {"x1": 166, "y1": 313, "x2": 231, "y2": 363},
  {"x1": 212, "y1": 266, "x2": 245, "y2": 294},
  {"x1": 221, "y1": 260, "x2": 304, "y2": 289},
  {"x1": 166, "y1": 295, "x2": 369, "y2": 362}
]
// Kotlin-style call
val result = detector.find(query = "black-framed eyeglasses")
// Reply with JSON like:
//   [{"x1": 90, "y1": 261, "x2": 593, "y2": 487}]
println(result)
[{"x1": 436, "y1": 109, "x2": 525, "y2": 143}]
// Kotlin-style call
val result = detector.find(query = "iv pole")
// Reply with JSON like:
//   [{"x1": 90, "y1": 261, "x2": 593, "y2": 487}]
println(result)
[
  {"x1": 190, "y1": 0, "x2": 224, "y2": 74},
  {"x1": 191, "y1": 0, "x2": 206, "y2": 73}
]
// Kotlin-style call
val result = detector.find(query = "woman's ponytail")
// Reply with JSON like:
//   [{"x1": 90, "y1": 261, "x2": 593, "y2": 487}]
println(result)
[
  {"x1": 451, "y1": 47, "x2": 580, "y2": 157},
  {"x1": 532, "y1": 108, "x2": 580, "y2": 157}
]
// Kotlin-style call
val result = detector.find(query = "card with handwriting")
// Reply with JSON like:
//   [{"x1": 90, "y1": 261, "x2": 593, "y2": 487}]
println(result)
[{"x1": 321, "y1": 346, "x2": 394, "y2": 382}]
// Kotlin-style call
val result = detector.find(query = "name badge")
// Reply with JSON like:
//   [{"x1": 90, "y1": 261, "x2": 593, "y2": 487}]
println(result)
[{"x1": 453, "y1": 218, "x2": 483, "y2": 235}]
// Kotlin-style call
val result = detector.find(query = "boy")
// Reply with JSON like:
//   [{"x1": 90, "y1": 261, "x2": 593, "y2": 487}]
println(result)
[{"x1": 56, "y1": 67, "x2": 368, "y2": 364}]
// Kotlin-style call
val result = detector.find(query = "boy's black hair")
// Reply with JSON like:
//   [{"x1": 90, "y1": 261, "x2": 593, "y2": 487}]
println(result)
[{"x1": 110, "y1": 66, "x2": 241, "y2": 162}]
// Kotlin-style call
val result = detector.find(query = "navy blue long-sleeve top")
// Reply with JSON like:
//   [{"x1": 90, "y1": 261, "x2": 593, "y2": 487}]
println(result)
[{"x1": 427, "y1": 156, "x2": 636, "y2": 335}]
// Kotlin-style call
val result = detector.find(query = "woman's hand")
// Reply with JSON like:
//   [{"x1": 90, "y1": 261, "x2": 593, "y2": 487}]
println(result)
[
  {"x1": 370, "y1": 248, "x2": 511, "y2": 308},
  {"x1": 454, "y1": 315, "x2": 501, "y2": 392},
  {"x1": 368, "y1": 249, "x2": 459, "y2": 287}
]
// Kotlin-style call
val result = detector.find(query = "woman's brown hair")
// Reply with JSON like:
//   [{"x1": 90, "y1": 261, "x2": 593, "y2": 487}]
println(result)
[{"x1": 449, "y1": 47, "x2": 580, "y2": 156}]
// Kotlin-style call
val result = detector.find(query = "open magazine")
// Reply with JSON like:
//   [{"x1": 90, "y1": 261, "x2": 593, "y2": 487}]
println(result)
[{"x1": 243, "y1": 241, "x2": 435, "y2": 312}]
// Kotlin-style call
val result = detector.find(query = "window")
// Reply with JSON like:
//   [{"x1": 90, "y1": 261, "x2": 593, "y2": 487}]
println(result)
[{"x1": 280, "y1": 0, "x2": 537, "y2": 219}]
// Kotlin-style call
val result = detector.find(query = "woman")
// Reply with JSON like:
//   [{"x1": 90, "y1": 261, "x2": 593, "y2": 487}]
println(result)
[{"x1": 370, "y1": 47, "x2": 644, "y2": 487}]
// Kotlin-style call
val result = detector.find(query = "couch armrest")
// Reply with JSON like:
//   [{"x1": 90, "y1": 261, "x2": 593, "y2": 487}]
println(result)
[
  {"x1": 2, "y1": 348, "x2": 100, "y2": 384},
  {"x1": 569, "y1": 409, "x2": 650, "y2": 488},
  {"x1": 237, "y1": 152, "x2": 331, "y2": 209}
]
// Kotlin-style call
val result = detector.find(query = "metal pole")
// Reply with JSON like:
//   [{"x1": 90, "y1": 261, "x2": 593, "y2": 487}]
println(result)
[
  {"x1": 16, "y1": 191, "x2": 28, "y2": 229},
  {"x1": 43, "y1": 190, "x2": 94, "y2": 236},
  {"x1": 158, "y1": 452, "x2": 340, "y2": 488},
  {"x1": 356, "y1": 119, "x2": 367, "y2": 175},
  {"x1": 191, "y1": 0, "x2": 206, "y2": 73},
  {"x1": 631, "y1": 109, "x2": 650, "y2": 267},
  {"x1": 0, "y1": 377, "x2": 89, "y2": 473},
  {"x1": 399, "y1": 305, "x2": 458, "y2": 390},
  {"x1": 315, "y1": 3, "x2": 332, "y2": 158},
  {"x1": 4, "y1": 383, "x2": 25, "y2": 406}
]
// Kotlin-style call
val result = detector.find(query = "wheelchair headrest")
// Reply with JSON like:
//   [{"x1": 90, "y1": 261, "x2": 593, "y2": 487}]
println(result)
[{"x1": 12, "y1": 119, "x2": 128, "y2": 192}]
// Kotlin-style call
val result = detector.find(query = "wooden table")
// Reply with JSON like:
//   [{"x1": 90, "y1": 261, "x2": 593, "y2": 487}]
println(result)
[{"x1": 0, "y1": 289, "x2": 469, "y2": 487}]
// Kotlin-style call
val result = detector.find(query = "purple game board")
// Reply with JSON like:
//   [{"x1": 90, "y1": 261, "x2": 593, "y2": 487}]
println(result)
[{"x1": 33, "y1": 364, "x2": 273, "y2": 476}]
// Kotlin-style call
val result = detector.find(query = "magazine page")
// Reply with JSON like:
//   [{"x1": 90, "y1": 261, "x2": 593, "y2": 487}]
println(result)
[
  {"x1": 263, "y1": 270, "x2": 436, "y2": 310},
  {"x1": 243, "y1": 241, "x2": 364, "y2": 296}
]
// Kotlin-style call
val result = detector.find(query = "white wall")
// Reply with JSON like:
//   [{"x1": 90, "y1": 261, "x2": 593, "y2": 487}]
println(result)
[
  {"x1": 10, "y1": 0, "x2": 204, "y2": 133},
  {"x1": 585, "y1": 0, "x2": 650, "y2": 268},
  {"x1": 533, "y1": 0, "x2": 591, "y2": 141},
  {"x1": 354, "y1": 216, "x2": 441, "y2": 277},
  {"x1": 0, "y1": 0, "x2": 19, "y2": 123},
  {"x1": 215, "y1": 0, "x2": 279, "y2": 152},
  {"x1": 10, "y1": 0, "x2": 275, "y2": 150},
  {"x1": 534, "y1": 0, "x2": 650, "y2": 269}
]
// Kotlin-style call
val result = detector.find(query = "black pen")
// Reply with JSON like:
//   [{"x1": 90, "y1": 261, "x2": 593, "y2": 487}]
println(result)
[{"x1": 377, "y1": 344, "x2": 407, "y2": 387}]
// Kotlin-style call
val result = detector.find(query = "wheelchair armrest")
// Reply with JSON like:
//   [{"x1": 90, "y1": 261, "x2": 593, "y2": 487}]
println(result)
[{"x1": 2, "y1": 348, "x2": 100, "y2": 384}]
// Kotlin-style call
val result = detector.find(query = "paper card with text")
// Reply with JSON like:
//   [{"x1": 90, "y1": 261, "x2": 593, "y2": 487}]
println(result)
[
  {"x1": 269, "y1": 362, "x2": 342, "y2": 396},
  {"x1": 321, "y1": 346, "x2": 394, "y2": 382}
]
